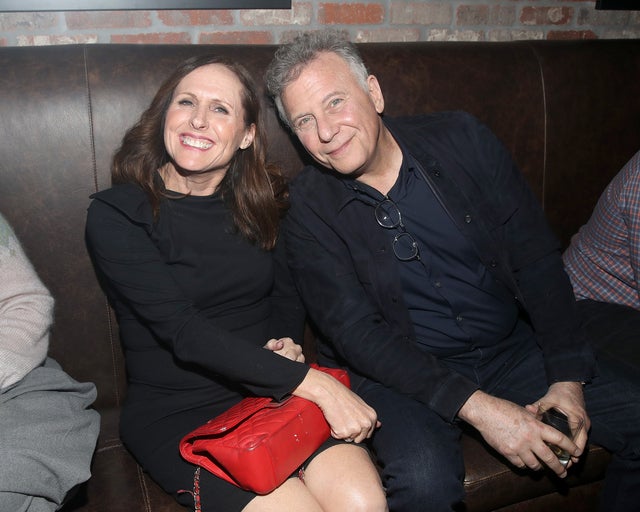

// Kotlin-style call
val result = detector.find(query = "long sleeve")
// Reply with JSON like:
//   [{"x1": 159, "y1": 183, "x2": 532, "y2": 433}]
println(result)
[
  {"x1": 563, "y1": 150, "x2": 640, "y2": 309},
  {"x1": 85, "y1": 186, "x2": 308, "y2": 399},
  {"x1": 0, "y1": 213, "x2": 53, "y2": 390}
]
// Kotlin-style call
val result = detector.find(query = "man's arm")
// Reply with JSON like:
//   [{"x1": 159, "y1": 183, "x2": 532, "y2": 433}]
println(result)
[
  {"x1": 456, "y1": 114, "x2": 591, "y2": 475},
  {"x1": 282, "y1": 186, "x2": 478, "y2": 421},
  {"x1": 0, "y1": 213, "x2": 53, "y2": 390},
  {"x1": 462, "y1": 113, "x2": 597, "y2": 384},
  {"x1": 621, "y1": 154, "x2": 640, "y2": 303}
]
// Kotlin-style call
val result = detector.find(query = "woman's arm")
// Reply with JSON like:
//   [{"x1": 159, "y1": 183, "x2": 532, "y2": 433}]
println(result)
[{"x1": 85, "y1": 197, "x2": 308, "y2": 399}]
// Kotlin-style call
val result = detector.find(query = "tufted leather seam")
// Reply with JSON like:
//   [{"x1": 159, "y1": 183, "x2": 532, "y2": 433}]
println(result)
[
  {"x1": 136, "y1": 464, "x2": 153, "y2": 512},
  {"x1": 523, "y1": 41, "x2": 548, "y2": 212},
  {"x1": 464, "y1": 466, "x2": 514, "y2": 487},
  {"x1": 94, "y1": 439, "x2": 125, "y2": 453},
  {"x1": 83, "y1": 45, "x2": 99, "y2": 196},
  {"x1": 83, "y1": 47, "x2": 123, "y2": 409}
]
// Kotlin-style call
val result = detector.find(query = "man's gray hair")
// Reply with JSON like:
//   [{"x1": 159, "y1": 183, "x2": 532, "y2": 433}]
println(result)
[{"x1": 264, "y1": 29, "x2": 369, "y2": 128}]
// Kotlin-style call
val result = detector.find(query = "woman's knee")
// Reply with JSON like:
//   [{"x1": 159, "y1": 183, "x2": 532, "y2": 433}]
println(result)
[
  {"x1": 344, "y1": 487, "x2": 388, "y2": 512},
  {"x1": 304, "y1": 444, "x2": 387, "y2": 511}
]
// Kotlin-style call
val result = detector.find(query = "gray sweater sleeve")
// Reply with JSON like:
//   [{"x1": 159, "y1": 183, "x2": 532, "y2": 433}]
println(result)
[{"x1": 0, "y1": 213, "x2": 53, "y2": 390}]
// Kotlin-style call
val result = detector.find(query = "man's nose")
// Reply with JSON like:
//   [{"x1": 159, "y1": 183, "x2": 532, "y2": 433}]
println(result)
[{"x1": 315, "y1": 113, "x2": 338, "y2": 142}]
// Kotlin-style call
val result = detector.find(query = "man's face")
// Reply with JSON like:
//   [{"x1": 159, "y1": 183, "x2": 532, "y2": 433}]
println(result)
[{"x1": 281, "y1": 52, "x2": 385, "y2": 177}]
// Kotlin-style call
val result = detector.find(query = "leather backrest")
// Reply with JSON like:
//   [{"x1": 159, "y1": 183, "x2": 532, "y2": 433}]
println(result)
[{"x1": 1, "y1": 41, "x2": 639, "y2": 410}]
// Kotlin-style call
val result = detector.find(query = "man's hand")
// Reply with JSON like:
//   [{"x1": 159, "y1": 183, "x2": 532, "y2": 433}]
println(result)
[
  {"x1": 524, "y1": 381, "x2": 590, "y2": 467},
  {"x1": 263, "y1": 337, "x2": 305, "y2": 362},
  {"x1": 457, "y1": 389, "x2": 586, "y2": 478}
]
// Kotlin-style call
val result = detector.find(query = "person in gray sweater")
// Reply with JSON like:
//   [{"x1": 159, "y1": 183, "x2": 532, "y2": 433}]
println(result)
[{"x1": 0, "y1": 212, "x2": 100, "y2": 512}]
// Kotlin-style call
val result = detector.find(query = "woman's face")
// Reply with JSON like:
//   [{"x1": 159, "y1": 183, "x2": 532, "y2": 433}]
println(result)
[{"x1": 163, "y1": 63, "x2": 255, "y2": 176}]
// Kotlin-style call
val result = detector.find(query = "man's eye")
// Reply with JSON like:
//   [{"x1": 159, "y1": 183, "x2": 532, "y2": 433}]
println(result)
[
  {"x1": 329, "y1": 97, "x2": 343, "y2": 109},
  {"x1": 296, "y1": 116, "x2": 313, "y2": 130}
]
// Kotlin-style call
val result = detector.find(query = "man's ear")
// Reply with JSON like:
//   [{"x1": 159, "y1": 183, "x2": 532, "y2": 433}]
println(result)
[
  {"x1": 367, "y1": 75, "x2": 385, "y2": 114},
  {"x1": 240, "y1": 123, "x2": 256, "y2": 149}
]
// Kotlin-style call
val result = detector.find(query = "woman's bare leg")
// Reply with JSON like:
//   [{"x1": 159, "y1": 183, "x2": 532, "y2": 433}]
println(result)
[
  {"x1": 242, "y1": 477, "x2": 324, "y2": 512},
  {"x1": 304, "y1": 444, "x2": 388, "y2": 512}
]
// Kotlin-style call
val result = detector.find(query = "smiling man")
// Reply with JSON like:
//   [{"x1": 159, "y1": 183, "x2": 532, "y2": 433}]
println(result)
[{"x1": 265, "y1": 29, "x2": 640, "y2": 511}]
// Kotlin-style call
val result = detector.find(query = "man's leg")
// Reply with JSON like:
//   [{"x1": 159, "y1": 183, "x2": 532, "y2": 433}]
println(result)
[
  {"x1": 490, "y1": 343, "x2": 640, "y2": 512},
  {"x1": 576, "y1": 299, "x2": 640, "y2": 389},
  {"x1": 572, "y1": 300, "x2": 640, "y2": 510},
  {"x1": 353, "y1": 376, "x2": 465, "y2": 512},
  {"x1": 0, "y1": 493, "x2": 57, "y2": 512},
  {"x1": 0, "y1": 358, "x2": 99, "y2": 511},
  {"x1": 583, "y1": 358, "x2": 640, "y2": 511}
]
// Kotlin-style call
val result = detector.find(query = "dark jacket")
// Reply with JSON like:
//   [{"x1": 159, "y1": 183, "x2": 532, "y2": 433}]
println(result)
[{"x1": 283, "y1": 111, "x2": 596, "y2": 421}]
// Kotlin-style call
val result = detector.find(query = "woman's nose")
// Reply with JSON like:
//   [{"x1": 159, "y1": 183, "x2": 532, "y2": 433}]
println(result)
[{"x1": 190, "y1": 108, "x2": 208, "y2": 130}]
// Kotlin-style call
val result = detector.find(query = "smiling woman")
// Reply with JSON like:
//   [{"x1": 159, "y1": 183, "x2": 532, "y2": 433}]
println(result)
[{"x1": 0, "y1": 0, "x2": 290, "y2": 11}]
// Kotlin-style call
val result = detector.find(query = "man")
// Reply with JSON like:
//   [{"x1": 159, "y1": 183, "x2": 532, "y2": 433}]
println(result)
[
  {"x1": 563, "y1": 149, "x2": 640, "y2": 385},
  {"x1": 0, "y1": 212, "x2": 100, "y2": 511},
  {"x1": 265, "y1": 30, "x2": 640, "y2": 511}
]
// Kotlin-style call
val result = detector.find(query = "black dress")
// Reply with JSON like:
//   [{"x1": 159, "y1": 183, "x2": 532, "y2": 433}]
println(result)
[{"x1": 85, "y1": 183, "x2": 308, "y2": 511}]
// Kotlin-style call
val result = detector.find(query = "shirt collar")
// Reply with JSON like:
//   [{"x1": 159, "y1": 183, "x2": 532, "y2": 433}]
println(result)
[{"x1": 341, "y1": 145, "x2": 419, "y2": 207}]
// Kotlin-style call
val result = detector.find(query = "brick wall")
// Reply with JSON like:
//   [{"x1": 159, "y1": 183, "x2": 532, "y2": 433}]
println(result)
[{"x1": 0, "y1": 0, "x2": 639, "y2": 47}]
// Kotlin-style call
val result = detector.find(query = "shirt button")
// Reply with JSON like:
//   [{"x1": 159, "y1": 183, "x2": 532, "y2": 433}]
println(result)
[
  {"x1": 456, "y1": 315, "x2": 463, "y2": 323},
  {"x1": 433, "y1": 169, "x2": 441, "y2": 177},
  {"x1": 490, "y1": 259, "x2": 498, "y2": 268},
  {"x1": 464, "y1": 214, "x2": 472, "y2": 224},
  {"x1": 434, "y1": 281, "x2": 442, "y2": 288}
]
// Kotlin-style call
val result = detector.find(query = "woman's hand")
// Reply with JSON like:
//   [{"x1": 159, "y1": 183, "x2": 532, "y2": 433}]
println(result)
[
  {"x1": 293, "y1": 367, "x2": 380, "y2": 443},
  {"x1": 263, "y1": 337, "x2": 305, "y2": 362}
]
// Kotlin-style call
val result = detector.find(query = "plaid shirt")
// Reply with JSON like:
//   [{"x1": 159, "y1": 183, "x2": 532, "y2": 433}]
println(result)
[{"x1": 563, "y1": 150, "x2": 640, "y2": 309}]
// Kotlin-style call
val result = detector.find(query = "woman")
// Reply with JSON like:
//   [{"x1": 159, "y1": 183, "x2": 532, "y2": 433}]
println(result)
[{"x1": 85, "y1": 54, "x2": 386, "y2": 512}]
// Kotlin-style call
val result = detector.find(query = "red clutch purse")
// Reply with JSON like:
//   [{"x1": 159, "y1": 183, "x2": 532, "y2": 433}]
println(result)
[{"x1": 179, "y1": 364, "x2": 350, "y2": 495}]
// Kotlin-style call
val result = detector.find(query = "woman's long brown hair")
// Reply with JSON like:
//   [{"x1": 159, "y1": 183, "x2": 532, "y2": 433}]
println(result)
[{"x1": 111, "y1": 54, "x2": 287, "y2": 250}]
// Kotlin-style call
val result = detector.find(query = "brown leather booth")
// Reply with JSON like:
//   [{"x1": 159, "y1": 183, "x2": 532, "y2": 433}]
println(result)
[{"x1": 1, "y1": 39, "x2": 639, "y2": 512}]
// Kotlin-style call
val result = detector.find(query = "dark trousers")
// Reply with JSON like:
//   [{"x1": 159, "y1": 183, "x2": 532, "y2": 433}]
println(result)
[
  {"x1": 353, "y1": 322, "x2": 640, "y2": 512},
  {"x1": 576, "y1": 299, "x2": 640, "y2": 389}
]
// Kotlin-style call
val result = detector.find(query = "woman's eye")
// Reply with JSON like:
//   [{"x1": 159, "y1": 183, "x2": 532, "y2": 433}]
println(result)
[
  {"x1": 213, "y1": 105, "x2": 229, "y2": 114},
  {"x1": 178, "y1": 99, "x2": 194, "y2": 106}
]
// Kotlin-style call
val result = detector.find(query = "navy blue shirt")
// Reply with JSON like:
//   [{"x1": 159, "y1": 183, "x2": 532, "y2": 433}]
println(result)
[{"x1": 349, "y1": 153, "x2": 519, "y2": 359}]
